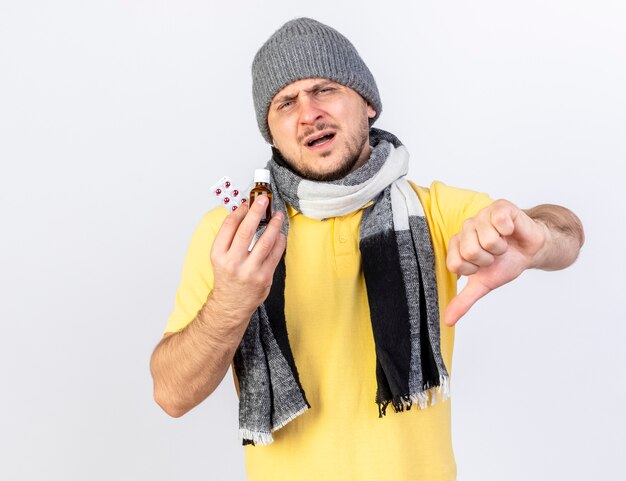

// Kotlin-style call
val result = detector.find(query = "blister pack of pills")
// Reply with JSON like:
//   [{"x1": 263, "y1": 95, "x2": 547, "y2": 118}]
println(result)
[{"x1": 209, "y1": 176, "x2": 249, "y2": 212}]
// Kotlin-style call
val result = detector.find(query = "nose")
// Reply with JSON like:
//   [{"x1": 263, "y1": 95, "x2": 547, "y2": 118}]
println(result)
[{"x1": 298, "y1": 95, "x2": 325, "y2": 125}]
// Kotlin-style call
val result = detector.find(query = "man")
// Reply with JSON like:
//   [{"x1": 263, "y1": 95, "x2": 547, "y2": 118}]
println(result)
[{"x1": 150, "y1": 17, "x2": 584, "y2": 481}]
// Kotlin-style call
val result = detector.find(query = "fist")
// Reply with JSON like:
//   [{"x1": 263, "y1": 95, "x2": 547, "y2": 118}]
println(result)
[{"x1": 444, "y1": 199, "x2": 548, "y2": 326}]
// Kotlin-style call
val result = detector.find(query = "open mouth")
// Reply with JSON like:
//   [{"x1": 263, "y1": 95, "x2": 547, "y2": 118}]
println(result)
[{"x1": 306, "y1": 133, "x2": 335, "y2": 147}]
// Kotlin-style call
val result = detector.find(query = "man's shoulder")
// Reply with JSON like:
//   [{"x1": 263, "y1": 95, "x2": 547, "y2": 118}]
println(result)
[
  {"x1": 407, "y1": 179, "x2": 491, "y2": 205},
  {"x1": 406, "y1": 179, "x2": 449, "y2": 193},
  {"x1": 205, "y1": 205, "x2": 230, "y2": 224},
  {"x1": 190, "y1": 206, "x2": 230, "y2": 241},
  {"x1": 405, "y1": 179, "x2": 495, "y2": 240},
  {"x1": 405, "y1": 179, "x2": 445, "y2": 210}
]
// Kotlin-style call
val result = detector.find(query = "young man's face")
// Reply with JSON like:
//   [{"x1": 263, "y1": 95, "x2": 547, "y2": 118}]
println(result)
[{"x1": 267, "y1": 78, "x2": 377, "y2": 182}]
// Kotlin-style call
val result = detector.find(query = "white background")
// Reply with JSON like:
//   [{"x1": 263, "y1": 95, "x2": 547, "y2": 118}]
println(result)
[{"x1": 1, "y1": 1, "x2": 625, "y2": 480}]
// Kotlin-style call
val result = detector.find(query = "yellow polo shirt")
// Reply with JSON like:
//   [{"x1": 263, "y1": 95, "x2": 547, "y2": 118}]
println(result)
[{"x1": 164, "y1": 180, "x2": 494, "y2": 481}]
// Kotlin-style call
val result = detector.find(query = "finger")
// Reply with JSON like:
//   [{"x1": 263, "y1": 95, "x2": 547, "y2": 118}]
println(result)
[
  {"x1": 443, "y1": 277, "x2": 491, "y2": 327},
  {"x1": 512, "y1": 210, "x2": 546, "y2": 247},
  {"x1": 492, "y1": 203, "x2": 542, "y2": 247},
  {"x1": 447, "y1": 235, "x2": 480, "y2": 276},
  {"x1": 230, "y1": 196, "x2": 272, "y2": 257},
  {"x1": 459, "y1": 225, "x2": 496, "y2": 267},
  {"x1": 212, "y1": 202, "x2": 249, "y2": 256},
  {"x1": 247, "y1": 211, "x2": 285, "y2": 265},
  {"x1": 475, "y1": 221, "x2": 508, "y2": 256},
  {"x1": 260, "y1": 231, "x2": 287, "y2": 275},
  {"x1": 490, "y1": 203, "x2": 516, "y2": 237}
]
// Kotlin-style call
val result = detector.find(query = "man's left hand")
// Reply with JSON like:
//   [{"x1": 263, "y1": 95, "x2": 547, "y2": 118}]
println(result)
[{"x1": 443, "y1": 199, "x2": 548, "y2": 327}]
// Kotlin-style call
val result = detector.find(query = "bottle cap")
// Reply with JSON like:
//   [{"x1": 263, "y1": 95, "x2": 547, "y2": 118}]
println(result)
[{"x1": 254, "y1": 169, "x2": 271, "y2": 184}]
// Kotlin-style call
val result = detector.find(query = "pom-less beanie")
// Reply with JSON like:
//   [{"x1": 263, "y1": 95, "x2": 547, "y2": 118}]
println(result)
[{"x1": 251, "y1": 17, "x2": 383, "y2": 144}]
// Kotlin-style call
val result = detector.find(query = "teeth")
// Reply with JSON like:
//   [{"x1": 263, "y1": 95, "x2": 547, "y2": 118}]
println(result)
[{"x1": 308, "y1": 134, "x2": 333, "y2": 147}]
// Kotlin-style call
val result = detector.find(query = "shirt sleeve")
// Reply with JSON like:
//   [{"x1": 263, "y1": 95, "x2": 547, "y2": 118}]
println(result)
[{"x1": 163, "y1": 207, "x2": 228, "y2": 334}]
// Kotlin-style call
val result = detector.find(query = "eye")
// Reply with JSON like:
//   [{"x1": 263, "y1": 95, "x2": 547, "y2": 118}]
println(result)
[
  {"x1": 319, "y1": 87, "x2": 335, "y2": 94},
  {"x1": 278, "y1": 100, "x2": 293, "y2": 110}
]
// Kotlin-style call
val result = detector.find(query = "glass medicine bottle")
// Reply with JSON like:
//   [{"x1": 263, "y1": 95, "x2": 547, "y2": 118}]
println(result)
[{"x1": 249, "y1": 169, "x2": 272, "y2": 225}]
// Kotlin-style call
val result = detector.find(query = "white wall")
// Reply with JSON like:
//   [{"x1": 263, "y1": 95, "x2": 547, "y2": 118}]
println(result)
[{"x1": 1, "y1": 1, "x2": 624, "y2": 480}]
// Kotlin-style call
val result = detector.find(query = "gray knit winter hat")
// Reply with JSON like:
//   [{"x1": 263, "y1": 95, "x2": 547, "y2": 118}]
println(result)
[{"x1": 252, "y1": 17, "x2": 383, "y2": 144}]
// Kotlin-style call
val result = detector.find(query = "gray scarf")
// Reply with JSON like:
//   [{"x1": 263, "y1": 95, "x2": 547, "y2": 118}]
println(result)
[{"x1": 232, "y1": 128, "x2": 448, "y2": 446}]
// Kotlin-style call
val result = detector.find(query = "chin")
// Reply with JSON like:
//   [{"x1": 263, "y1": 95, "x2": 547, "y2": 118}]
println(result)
[
  {"x1": 278, "y1": 145, "x2": 360, "y2": 182},
  {"x1": 305, "y1": 158, "x2": 358, "y2": 182}
]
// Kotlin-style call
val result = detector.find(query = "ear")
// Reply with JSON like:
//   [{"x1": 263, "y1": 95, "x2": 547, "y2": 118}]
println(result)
[{"x1": 366, "y1": 103, "x2": 376, "y2": 119}]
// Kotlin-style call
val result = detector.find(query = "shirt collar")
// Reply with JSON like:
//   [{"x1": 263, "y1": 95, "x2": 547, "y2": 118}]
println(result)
[{"x1": 286, "y1": 203, "x2": 300, "y2": 218}]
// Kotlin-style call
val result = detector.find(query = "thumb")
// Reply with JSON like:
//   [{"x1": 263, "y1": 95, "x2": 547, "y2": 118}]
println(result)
[{"x1": 443, "y1": 277, "x2": 491, "y2": 327}]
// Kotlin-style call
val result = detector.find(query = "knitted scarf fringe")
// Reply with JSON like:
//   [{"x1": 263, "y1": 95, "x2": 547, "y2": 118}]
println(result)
[
  {"x1": 377, "y1": 375, "x2": 450, "y2": 417},
  {"x1": 238, "y1": 404, "x2": 310, "y2": 446},
  {"x1": 242, "y1": 375, "x2": 450, "y2": 445}
]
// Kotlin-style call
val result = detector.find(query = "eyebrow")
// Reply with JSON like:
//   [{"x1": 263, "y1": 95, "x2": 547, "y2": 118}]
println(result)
[{"x1": 271, "y1": 81, "x2": 337, "y2": 106}]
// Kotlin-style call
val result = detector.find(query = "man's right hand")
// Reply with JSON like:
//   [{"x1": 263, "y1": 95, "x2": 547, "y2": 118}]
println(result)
[{"x1": 209, "y1": 196, "x2": 286, "y2": 326}]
